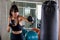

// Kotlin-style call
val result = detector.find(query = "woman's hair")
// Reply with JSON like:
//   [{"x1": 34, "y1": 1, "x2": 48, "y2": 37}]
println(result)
[{"x1": 9, "y1": 4, "x2": 19, "y2": 17}]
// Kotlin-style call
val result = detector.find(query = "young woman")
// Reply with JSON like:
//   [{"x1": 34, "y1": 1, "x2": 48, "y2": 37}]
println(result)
[{"x1": 7, "y1": 4, "x2": 32, "y2": 40}]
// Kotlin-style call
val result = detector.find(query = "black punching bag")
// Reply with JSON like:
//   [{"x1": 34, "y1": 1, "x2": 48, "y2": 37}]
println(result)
[{"x1": 40, "y1": 1, "x2": 58, "y2": 40}]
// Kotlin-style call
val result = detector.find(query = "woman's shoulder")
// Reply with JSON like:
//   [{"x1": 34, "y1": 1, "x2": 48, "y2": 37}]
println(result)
[
  {"x1": 18, "y1": 15, "x2": 24, "y2": 18},
  {"x1": 18, "y1": 15, "x2": 26, "y2": 20}
]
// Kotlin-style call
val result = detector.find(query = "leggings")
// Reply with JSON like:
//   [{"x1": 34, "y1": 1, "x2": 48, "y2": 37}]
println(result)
[{"x1": 10, "y1": 33, "x2": 24, "y2": 40}]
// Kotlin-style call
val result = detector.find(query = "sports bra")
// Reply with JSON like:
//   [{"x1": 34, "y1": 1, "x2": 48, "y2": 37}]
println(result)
[{"x1": 9, "y1": 18, "x2": 23, "y2": 31}]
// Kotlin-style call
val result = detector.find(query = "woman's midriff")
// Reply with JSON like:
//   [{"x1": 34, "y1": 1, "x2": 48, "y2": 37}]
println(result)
[{"x1": 12, "y1": 30, "x2": 22, "y2": 34}]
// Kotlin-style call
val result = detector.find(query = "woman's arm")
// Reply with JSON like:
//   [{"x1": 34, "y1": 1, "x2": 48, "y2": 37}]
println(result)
[
  {"x1": 7, "y1": 17, "x2": 10, "y2": 32},
  {"x1": 20, "y1": 16, "x2": 33, "y2": 23},
  {"x1": 7, "y1": 26, "x2": 10, "y2": 32}
]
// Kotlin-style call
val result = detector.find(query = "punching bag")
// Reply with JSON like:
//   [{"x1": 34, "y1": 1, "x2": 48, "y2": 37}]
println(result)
[
  {"x1": 32, "y1": 28, "x2": 40, "y2": 40},
  {"x1": 40, "y1": 1, "x2": 58, "y2": 40}
]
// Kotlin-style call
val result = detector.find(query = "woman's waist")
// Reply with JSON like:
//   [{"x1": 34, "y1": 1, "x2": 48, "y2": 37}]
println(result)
[{"x1": 12, "y1": 30, "x2": 22, "y2": 34}]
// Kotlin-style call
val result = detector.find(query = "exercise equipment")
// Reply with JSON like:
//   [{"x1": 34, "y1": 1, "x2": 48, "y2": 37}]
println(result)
[
  {"x1": 32, "y1": 28, "x2": 40, "y2": 40},
  {"x1": 22, "y1": 29, "x2": 28, "y2": 36},
  {"x1": 22, "y1": 29, "x2": 28, "y2": 40},
  {"x1": 25, "y1": 31, "x2": 38, "y2": 40},
  {"x1": 40, "y1": 1, "x2": 58, "y2": 40}
]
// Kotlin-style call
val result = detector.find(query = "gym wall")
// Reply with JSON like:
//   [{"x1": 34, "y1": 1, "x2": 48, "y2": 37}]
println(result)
[{"x1": 0, "y1": 0, "x2": 11, "y2": 40}]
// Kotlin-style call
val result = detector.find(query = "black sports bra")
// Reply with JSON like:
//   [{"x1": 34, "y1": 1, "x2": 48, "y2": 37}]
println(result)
[{"x1": 9, "y1": 19, "x2": 22, "y2": 31}]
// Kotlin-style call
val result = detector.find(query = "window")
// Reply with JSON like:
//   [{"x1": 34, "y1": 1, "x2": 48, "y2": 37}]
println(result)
[{"x1": 37, "y1": 5, "x2": 42, "y2": 20}]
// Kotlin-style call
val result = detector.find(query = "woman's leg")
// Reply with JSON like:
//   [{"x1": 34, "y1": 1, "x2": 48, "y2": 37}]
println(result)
[
  {"x1": 18, "y1": 33, "x2": 24, "y2": 40},
  {"x1": 10, "y1": 33, "x2": 24, "y2": 40},
  {"x1": 10, "y1": 33, "x2": 17, "y2": 40}
]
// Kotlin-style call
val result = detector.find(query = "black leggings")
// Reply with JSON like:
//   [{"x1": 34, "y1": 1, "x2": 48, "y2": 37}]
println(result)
[{"x1": 10, "y1": 33, "x2": 24, "y2": 40}]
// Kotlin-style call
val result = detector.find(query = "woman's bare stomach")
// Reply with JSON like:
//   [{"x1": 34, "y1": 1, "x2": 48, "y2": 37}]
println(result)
[{"x1": 12, "y1": 30, "x2": 22, "y2": 34}]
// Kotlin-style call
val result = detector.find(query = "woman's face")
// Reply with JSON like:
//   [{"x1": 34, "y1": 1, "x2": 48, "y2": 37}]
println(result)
[{"x1": 11, "y1": 11, "x2": 19, "y2": 17}]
